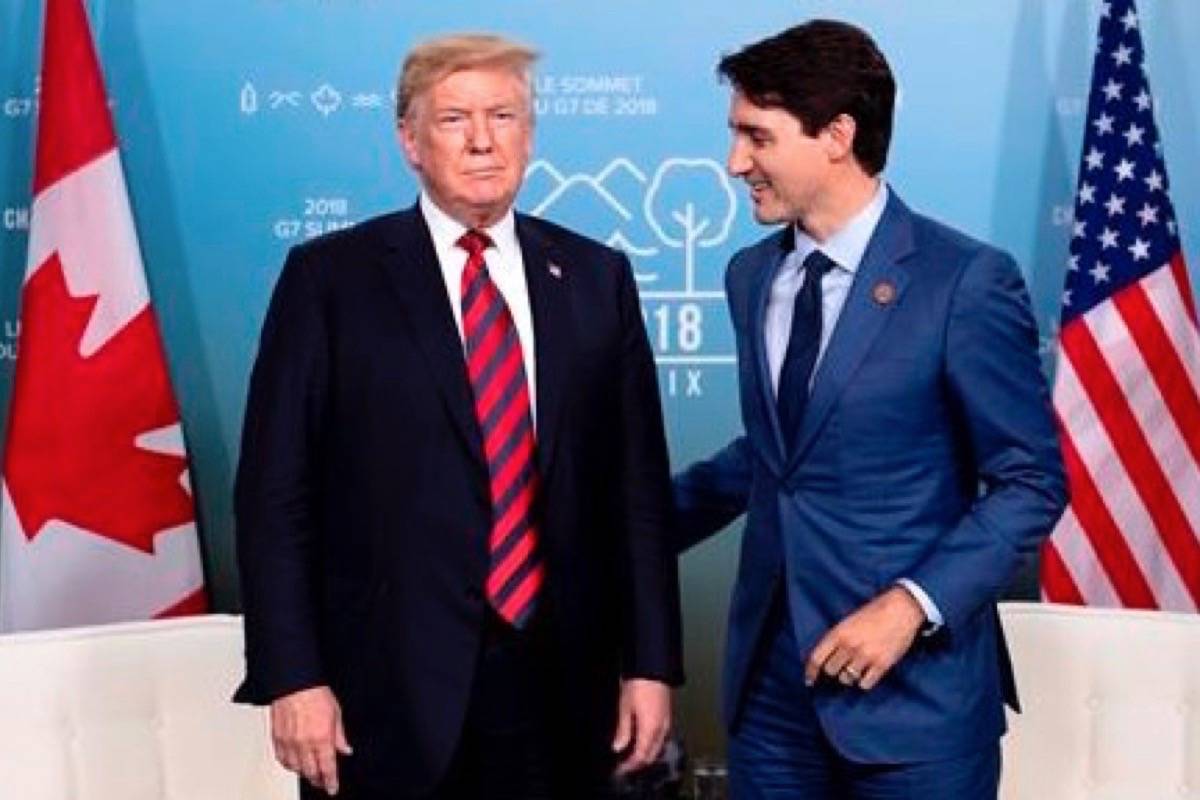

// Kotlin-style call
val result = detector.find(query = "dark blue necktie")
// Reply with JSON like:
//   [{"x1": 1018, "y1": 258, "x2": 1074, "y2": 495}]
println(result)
[{"x1": 776, "y1": 250, "x2": 836, "y2": 442}]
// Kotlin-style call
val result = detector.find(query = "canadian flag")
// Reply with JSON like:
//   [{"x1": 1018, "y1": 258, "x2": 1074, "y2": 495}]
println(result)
[{"x1": 0, "y1": 0, "x2": 206, "y2": 631}]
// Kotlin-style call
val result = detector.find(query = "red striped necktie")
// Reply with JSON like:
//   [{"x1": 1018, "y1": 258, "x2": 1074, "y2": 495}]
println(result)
[{"x1": 457, "y1": 229, "x2": 544, "y2": 628}]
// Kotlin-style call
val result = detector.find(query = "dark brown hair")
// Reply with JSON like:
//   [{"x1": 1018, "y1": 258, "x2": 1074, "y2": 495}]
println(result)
[{"x1": 718, "y1": 19, "x2": 895, "y2": 175}]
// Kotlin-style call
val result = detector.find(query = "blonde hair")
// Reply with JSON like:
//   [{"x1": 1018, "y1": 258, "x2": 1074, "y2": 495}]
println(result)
[{"x1": 396, "y1": 33, "x2": 539, "y2": 124}]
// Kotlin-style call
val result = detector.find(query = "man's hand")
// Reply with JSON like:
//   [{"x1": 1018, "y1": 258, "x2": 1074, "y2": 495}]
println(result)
[
  {"x1": 270, "y1": 685, "x2": 353, "y2": 796},
  {"x1": 805, "y1": 585, "x2": 926, "y2": 691},
  {"x1": 611, "y1": 678, "x2": 672, "y2": 776}
]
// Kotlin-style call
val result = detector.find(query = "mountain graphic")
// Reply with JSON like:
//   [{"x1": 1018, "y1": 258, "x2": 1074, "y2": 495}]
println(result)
[
  {"x1": 521, "y1": 159, "x2": 663, "y2": 279},
  {"x1": 532, "y1": 179, "x2": 630, "y2": 243},
  {"x1": 523, "y1": 158, "x2": 650, "y2": 220},
  {"x1": 519, "y1": 162, "x2": 563, "y2": 214}
]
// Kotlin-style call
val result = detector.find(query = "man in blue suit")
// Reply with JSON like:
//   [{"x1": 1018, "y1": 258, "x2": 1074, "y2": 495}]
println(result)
[{"x1": 674, "y1": 20, "x2": 1067, "y2": 797}]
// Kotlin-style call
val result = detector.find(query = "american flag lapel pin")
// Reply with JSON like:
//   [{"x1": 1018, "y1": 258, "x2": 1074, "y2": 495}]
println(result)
[{"x1": 548, "y1": 262, "x2": 562, "y2": 279}]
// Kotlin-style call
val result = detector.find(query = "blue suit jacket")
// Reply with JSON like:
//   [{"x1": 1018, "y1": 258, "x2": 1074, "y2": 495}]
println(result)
[{"x1": 675, "y1": 191, "x2": 1066, "y2": 763}]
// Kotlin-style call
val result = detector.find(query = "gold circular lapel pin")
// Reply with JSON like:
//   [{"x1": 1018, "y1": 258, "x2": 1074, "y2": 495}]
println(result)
[{"x1": 872, "y1": 280, "x2": 897, "y2": 306}]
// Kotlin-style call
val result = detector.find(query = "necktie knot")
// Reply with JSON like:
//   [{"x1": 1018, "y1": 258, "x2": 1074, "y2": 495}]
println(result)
[
  {"x1": 457, "y1": 229, "x2": 493, "y2": 259},
  {"x1": 803, "y1": 250, "x2": 836, "y2": 281}
]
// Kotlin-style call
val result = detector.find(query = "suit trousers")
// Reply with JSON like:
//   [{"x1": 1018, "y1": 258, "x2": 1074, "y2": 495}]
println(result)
[
  {"x1": 727, "y1": 597, "x2": 1000, "y2": 800},
  {"x1": 434, "y1": 610, "x2": 558, "y2": 799},
  {"x1": 303, "y1": 610, "x2": 614, "y2": 800}
]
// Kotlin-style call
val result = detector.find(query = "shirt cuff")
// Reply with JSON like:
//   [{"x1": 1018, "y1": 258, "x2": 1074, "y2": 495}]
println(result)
[{"x1": 897, "y1": 578, "x2": 943, "y2": 635}]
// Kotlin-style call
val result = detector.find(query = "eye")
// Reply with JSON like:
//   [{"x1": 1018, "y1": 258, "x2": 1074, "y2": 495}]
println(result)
[
  {"x1": 492, "y1": 108, "x2": 519, "y2": 123},
  {"x1": 436, "y1": 112, "x2": 466, "y2": 128},
  {"x1": 731, "y1": 125, "x2": 770, "y2": 149}
]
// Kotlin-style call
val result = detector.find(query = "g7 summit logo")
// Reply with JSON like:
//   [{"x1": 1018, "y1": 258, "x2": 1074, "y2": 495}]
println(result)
[
  {"x1": 521, "y1": 158, "x2": 736, "y2": 296},
  {"x1": 520, "y1": 157, "x2": 740, "y2": 392}
]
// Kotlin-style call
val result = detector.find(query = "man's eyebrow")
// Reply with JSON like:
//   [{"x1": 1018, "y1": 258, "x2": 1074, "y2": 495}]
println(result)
[{"x1": 729, "y1": 120, "x2": 769, "y2": 135}]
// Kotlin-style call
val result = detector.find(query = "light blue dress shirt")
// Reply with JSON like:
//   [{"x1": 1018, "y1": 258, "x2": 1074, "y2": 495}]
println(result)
[{"x1": 764, "y1": 182, "x2": 943, "y2": 630}]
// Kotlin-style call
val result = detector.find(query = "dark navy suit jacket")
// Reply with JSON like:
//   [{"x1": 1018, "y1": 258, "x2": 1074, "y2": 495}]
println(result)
[
  {"x1": 675, "y1": 191, "x2": 1066, "y2": 763},
  {"x1": 234, "y1": 204, "x2": 683, "y2": 794}
]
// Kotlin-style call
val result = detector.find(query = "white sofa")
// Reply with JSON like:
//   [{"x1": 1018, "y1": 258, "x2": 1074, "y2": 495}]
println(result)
[
  {"x1": 1000, "y1": 601, "x2": 1200, "y2": 800},
  {"x1": 2, "y1": 605, "x2": 1197, "y2": 799},
  {"x1": 0, "y1": 614, "x2": 294, "y2": 800}
]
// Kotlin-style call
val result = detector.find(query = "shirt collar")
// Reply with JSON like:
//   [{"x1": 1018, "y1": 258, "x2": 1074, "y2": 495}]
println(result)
[
  {"x1": 420, "y1": 192, "x2": 519, "y2": 263},
  {"x1": 791, "y1": 181, "x2": 888, "y2": 274}
]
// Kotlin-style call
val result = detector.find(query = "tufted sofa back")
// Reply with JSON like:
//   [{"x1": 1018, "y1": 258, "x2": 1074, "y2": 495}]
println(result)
[
  {"x1": 1001, "y1": 602, "x2": 1200, "y2": 800},
  {"x1": 0, "y1": 614, "x2": 294, "y2": 800}
]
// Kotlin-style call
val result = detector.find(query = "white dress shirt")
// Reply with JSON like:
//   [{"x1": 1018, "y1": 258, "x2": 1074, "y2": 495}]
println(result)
[
  {"x1": 763, "y1": 182, "x2": 943, "y2": 629},
  {"x1": 420, "y1": 193, "x2": 538, "y2": 424},
  {"x1": 765, "y1": 182, "x2": 888, "y2": 394}
]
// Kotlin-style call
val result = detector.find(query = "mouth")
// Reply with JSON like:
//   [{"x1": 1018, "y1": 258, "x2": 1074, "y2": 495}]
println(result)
[{"x1": 746, "y1": 178, "x2": 770, "y2": 201}]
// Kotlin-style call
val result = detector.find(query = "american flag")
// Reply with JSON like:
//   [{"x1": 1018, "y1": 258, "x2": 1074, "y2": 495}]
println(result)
[{"x1": 1040, "y1": 0, "x2": 1200, "y2": 611}]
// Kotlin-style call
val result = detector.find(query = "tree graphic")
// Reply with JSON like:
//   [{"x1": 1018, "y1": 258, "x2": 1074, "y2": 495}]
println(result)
[{"x1": 644, "y1": 159, "x2": 736, "y2": 293}]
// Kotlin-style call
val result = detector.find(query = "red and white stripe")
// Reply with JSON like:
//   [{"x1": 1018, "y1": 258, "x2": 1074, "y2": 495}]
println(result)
[{"x1": 1044, "y1": 256, "x2": 1200, "y2": 611}]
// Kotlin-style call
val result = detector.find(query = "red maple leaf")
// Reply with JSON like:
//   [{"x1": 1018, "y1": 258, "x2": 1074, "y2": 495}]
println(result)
[{"x1": 4, "y1": 253, "x2": 195, "y2": 553}]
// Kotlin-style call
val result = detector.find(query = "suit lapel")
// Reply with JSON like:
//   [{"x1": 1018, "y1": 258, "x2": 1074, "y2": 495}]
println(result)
[
  {"x1": 784, "y1": 194, "x2": 916, "y2": 474},
  {"x1": 377, "y1": 204, "x2": 486, "y2": 469},
  {"x1": 747, "y1": 235, "x2": 791, "y2": 475},
  {"x1": 516, "y1": 216, "x2": 571, "y2": 478}
]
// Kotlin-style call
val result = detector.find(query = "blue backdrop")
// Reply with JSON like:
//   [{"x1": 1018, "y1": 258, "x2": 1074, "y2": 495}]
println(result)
[{"x1": 2, "y1": 0, "x2": 1198, "y2": 757}]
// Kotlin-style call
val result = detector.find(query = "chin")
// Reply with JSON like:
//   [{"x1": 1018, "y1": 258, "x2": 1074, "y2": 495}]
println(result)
[
  {"x1": 467, "y1": 187, "x2": 514, "y2": 209},
  {"x1": 752, "y1": 207, "x2": 785, "y2": 225}
]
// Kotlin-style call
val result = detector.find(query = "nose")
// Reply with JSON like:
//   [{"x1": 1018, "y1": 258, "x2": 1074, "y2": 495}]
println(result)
[
  {"x1": 466, "y1": 115, "x2": 495, "y2": 153},
  {"x1": 727, "y1": 138, "x2": 750, "y2": 177}
]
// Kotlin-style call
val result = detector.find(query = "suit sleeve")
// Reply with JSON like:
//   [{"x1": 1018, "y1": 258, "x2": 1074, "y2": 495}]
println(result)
[
  {"x1": 907, "y1": 249, "x2": 1067, "y2": 632},
  {"x1": 672, "y1": 435, "x2": 753, "y2": 552},
  {"x1": 233, "y1": 246, "x2": 330, "y2": 705},
  {"x1": 612, "y1": 253, "x2": 685, "y2": 685}
]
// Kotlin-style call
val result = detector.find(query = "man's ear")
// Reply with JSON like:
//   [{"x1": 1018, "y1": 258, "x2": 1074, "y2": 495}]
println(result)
[
  {"x1": 398, "y1": 117, "x2": 420, "y2": 171},
  {"x1": 823, "y1": 113, "x2": 858, "y2": 163}
]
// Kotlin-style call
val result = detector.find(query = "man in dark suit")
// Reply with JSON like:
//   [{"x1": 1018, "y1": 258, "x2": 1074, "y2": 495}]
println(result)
[
  {"x1": 234, "y1": 33, "x2": 682, "y2": 799},
  {"x1": 674, "y1": 20, "x2": 1067, "y2": 798}
]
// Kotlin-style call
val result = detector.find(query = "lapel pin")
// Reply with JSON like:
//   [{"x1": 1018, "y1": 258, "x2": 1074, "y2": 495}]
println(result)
[
  {"x1": 548, "y1": 263, "x2": 562, "y2": 279},
  {"x1": 872, "y1": 279, "x2": 897, "y2": 306}
]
